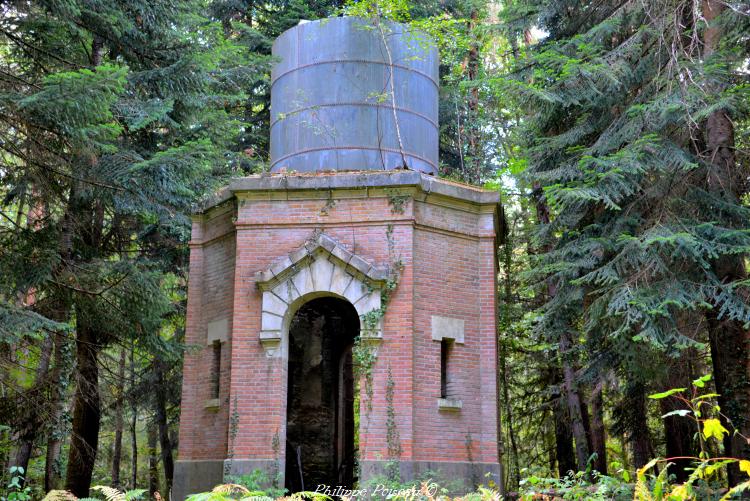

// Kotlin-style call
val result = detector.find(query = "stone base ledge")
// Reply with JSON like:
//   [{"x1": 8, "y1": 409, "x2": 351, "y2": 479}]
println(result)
[
  {"x1": 173, "y1": 458, "x2": 284, "y2": 501},
  {"x1": 173, "y1": 459, "x2": 225, "y2": 501},
  {"x1": 359, "y1": 459, "x2": 501, "y2": 495},
  {"x1": 173, "y1": 458, "x2": 501, "y2": 499},
  {"x1": 223, "y1": 458, "x2": 284, "y2": 479}
]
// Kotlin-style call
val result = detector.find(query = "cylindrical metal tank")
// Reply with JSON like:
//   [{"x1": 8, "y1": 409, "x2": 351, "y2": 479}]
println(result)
[{"x1": 270, "y1": 17, "x2": 439, "y2": 174}]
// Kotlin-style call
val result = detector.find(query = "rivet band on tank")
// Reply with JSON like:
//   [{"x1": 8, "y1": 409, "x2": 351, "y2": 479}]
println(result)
[
  {"x1": 270, "y1": 59, "x2": 439, "y2": 89},
  {"x1": 270, "y1": 146, "x2": 437, "y2": 172},
  {"x1": 271, "y1": 102, "x2": 438, "y2": 128}
]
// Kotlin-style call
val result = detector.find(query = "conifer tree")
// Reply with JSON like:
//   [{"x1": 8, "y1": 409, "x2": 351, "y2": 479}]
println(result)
[
  {"x1": 501, "y1": 0, "x2": 750, "y2": 483},
  {"x1": 0, "y1": 0, "x2": 259, "y2": 495}
]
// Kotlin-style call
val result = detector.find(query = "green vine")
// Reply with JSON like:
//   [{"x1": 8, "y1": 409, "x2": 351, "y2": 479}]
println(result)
[
  {"x1": 224, "y1": 396, "x2": 240, "y2": 478},
  {"x1": 320, "y1": 191, "x2": 336, "y2": 215},
  {"x1": 387, "y1": 192, "x2": 409, "y2": 214},
  {"x1": 361, "y1": 307, "x2": 383, "y2": 332},
  {"x1": 271, "y1": 429, "x2": 281, "y2": 489},
  {"x1": 385, "y1": 365, "x2": 402, "y2": 481},
  {"x1": 353, "y1": 336, "x2": 377, "y2": 409},
  {"x1": 351, "y1": 224, "x2": 404, "y2": 480},
  {"x1": 45, "y1": 333, "x2": 74, "y2": 483}
]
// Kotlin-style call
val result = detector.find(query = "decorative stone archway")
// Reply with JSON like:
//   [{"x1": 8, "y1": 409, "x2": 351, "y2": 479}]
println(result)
[{"x1": 255, "y1": 233, "x2": 389, "y2": 358}]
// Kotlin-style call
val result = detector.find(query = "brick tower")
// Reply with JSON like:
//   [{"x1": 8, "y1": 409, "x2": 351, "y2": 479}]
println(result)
[{"x1": 173, "y1": 17, "x2": 504, "y2": 500}]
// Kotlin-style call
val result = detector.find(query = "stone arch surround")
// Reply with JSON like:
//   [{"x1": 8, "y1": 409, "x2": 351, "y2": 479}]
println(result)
[{"x1": 254, "y1": 233, "x2": 389, "y2": 358}]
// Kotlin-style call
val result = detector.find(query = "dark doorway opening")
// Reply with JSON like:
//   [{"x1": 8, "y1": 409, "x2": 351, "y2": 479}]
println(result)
[{"x1": 285, "y1": 296, "x2": 359, "y2": 493}]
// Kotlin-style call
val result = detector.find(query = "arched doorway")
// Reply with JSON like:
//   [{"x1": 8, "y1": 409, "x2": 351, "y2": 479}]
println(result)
[{"x1": 285, "y1": 296, "x2": 359, "y2": 493}]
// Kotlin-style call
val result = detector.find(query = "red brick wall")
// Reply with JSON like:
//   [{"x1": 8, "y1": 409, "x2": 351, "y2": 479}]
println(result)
[
  {"x1": 223, "y1": 194, "x2": 416, "y2": 464},
  {"x1": 178, "y1": 205, "x2": 236, "y2": 460},
  {"x1": 410, "y1": 198, "x2": 498, "y2": 465},
  {"x1": 178, "y1": 186, "x2": 499, "y2": 471}
]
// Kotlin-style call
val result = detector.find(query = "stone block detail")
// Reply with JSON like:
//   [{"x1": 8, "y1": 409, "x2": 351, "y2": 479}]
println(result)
[
  {"x1": 291, "y1": 267, "x2": 313, "y2": 298},
  {"x1": 309, "y1": 256, "x2": 335, "y2": 291},
  {"x1": 330, "y1": 265, "x2": 355, "y2": 296},
  {"x1": 431, "y1": 315, "x2": 465, "y2": 344},
  {"x1": 261, "y1": 292, "x2": 288, "y2": 317},
  {"x1": 254, "y1": 232, "x2": 389, "y2": 290},
  {"x1": 206, "y1": 318, "x2": 229, "y2": 345},
  {"x1": 255, "y1": 233, "x2": 389, "y2": 357},
  {"x1": 261, "y1": 311, "x2": 283, "y2": 331},
  {"x1": 437, "y1": 398, "x2": 463, "y2": 411},
  {"x1": 259, "y1": 330, "x2": 282, "y2": 357}
]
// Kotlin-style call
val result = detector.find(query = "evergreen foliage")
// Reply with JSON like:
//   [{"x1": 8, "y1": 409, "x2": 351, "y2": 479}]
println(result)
[
  {"x1": 502, "y1": 0, "x2": 750, "y2": 348},
  {"x1": 497, "y1": 0, "x2": 750, "y2": 487},
  {"x1": 1, "y1": 0, "x2": 748, "y2": 497},
  {"x1": 0, "y1": 0, "x2": 263, "y2": 495}
]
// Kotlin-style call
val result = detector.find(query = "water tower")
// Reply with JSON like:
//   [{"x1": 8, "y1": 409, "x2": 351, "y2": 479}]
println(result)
[{"x1": 173, "y1": 17, "x2": 503, "y2": 500}]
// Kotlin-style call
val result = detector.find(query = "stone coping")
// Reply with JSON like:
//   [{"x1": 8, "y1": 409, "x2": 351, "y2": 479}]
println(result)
[{"x1": 195, "y1": 170, "x2": 500, "y2": 214}]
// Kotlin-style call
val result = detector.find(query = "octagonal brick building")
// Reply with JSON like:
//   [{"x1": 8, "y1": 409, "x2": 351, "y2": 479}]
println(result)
[{"x1": 174, "y1": 17, "x2": 504, "y2": 500}]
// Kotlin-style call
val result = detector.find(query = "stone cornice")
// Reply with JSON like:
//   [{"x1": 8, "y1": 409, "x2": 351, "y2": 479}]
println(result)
[{"x1": 196, "y1": 170, "x2": 501, "y2": 214}]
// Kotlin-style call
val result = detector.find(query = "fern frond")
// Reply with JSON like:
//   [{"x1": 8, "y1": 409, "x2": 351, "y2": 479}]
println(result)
[
  {"x1": 124, "y1": 489, "x2": 147, "y2": 500},
  {"x1": 238, "y1": 491, "x2": 271, "y2": 500},
  {"x1": 91, "y1": 485, "x2": 125, "y2": 501},
  {"x1": 721, "y1": 479, "x2": 750, "y2": 501},
  {"x1": 290, "y1": 491, "x2": 333, "y2": 500},
  {"x1": 212, "y1": 483, "x2": 250, "y2": 495},
  {"x1": 634, "y1": 458, "x2": 659, "y2": 501},
  {"x1": 41, "y1": 491, "x2": 77, "y2": 501}
]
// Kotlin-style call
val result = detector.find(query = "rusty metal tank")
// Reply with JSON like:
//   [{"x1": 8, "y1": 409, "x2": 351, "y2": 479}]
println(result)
[{"x1": 270, "y1": 16, "x2": 439, "y2": 174}]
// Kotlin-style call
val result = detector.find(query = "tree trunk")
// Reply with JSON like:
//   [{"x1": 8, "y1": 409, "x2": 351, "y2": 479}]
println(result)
[
  {"x1": 659, "y1": 360, "x2": 695, "y2": 483},
  {"x1": 44, "y1": 436, "x2": 62, "y2": 492},
  {"x1": 549, "y1": 367, "x2": 576, "y2": 477},
  {"x1": 62, "y1": 34, "x2": 107, "y2": 498},
  {"x1": 559, "y1": 330, "x2": 591, "y2": 471},
  {"x1": 628, "y1": 383, "x2": 653, "y2": 468},
  {"x1": 154, "y1": 360, "x2": 175, "y2": 496},
  {"x1": 130, "y1": 345, "x2": 138, "y2": 490},
  {"x1": 580, "y1": 394, "x2": 593, "y2": 457},
  {"x1": 13, "y1": 332, "x2": 54, "y2": 483},
  {"x1": 588, "y1": 381, "x2": 607, "y2": 475},
  {"x1": 64, "y1": 310, "x2": 101, "y2": 498},
  {"x1": 708, "y1": 312, "x2": 750, "y2": 485},
  {"x1": 466, "y1": 9, "x2": 481, "y2": 184},
  {"x1": 12, "y1": 443, "x2": 32, "y2": 485},
  {"x1": 111, "y1": 349, "x2": 126, "y2": 488},
  {"x1": 533, "y1": 181, "x2": 587, "y2": 474},
  {"x1": 499, "y1": 234, "x2": 519, "y2": 490},
  {"x1": 500, "y1": 345, "x2": 520, "y2": 488},
  {"x1": 148, "y1": 423, "x2": 160, "y2": 497},
  {"x1": 701, "y1": 0, "x2": 750, "y2": 485},
  {"x1": 44, "y1": 331, "x2": 73, "y2": 491}
]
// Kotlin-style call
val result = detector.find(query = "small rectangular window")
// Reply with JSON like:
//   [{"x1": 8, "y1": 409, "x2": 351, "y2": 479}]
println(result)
[
  {"x1": 211, "y1": 340, "x2": 221, "y2": 399},
  {"x1": 440, "y1": 339, "x2": 450, "y2": 398}
]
